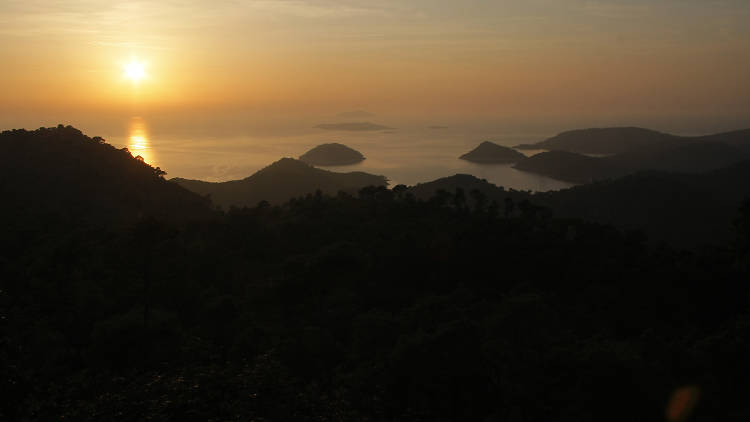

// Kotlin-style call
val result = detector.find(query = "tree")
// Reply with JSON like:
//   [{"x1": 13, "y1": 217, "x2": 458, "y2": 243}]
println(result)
[
  {"x1": 504, "y1": 197, "x2": 515, "y2": 218},
  {"x1": 470, "y1": 189, "x2": 487, "y2": 214}
]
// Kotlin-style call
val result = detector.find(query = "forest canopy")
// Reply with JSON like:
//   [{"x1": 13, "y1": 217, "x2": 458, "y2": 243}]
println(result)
[{"x1": 1, "y1": 126, "x2": 749, "y2": 421}]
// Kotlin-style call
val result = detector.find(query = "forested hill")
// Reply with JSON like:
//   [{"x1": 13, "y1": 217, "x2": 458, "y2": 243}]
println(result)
[
  {"x1": 535, "y1": 160, "x2": 750, "y2": 247},
  {"x1": 0, "y1": 125, "x2": 212, "y2": 225},
  {"x1": 409, "y1": 161, "x2": 750, "y2": 247},
  {"x1": 3, "y1": 125, "x2": 750, "y2": 420},
  {"x1": 3, "y1": 174, "x2": 750, "y2": 420},
  {"x1": 172, "y1": 157, "x2": 387, "y2": 208}
]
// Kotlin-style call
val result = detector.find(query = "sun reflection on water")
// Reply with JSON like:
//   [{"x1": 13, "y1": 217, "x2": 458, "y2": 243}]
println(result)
[{"x1": 127, "y1": 117, "x2": 157, "y2": 166}]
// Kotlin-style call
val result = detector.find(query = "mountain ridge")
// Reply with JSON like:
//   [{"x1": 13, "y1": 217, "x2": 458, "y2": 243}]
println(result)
[{"x1": 172, "y1": 157, "x2": 387, "y2": 208}]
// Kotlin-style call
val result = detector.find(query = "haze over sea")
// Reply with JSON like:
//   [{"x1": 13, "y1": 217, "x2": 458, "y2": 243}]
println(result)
[
  {"x1": 108, "y1": 119, "x2": 574, "y2": 191},
  {"x1": 21, "y1": 112, "x2": 741, "y2": 192}
]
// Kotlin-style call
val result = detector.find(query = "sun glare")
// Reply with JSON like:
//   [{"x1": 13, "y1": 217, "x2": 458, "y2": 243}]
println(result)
[{"x1": 124, "y1": 60, "x2": 147, "y2": 82}]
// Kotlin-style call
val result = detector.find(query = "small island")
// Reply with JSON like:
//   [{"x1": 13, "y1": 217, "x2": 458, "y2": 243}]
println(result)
[
  {"x1": 459, "y1": 141, "x2": 526, "y2": 164},
  {"x1": 299, "y1": 143, "x2": 366, "y2": 166}
]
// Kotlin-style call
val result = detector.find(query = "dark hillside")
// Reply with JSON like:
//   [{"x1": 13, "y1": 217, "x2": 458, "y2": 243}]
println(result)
[
  {"x1": 0, "y1": 125, "x2": 212, "y2": 225},
  {"x1": 514, "y1": 150, "x2": 623, "y2": 183},
  {"x1": 3, "y1": 126, "x2": 750, "y2": 421},
  {"x1": 3, "y1": 180, "x2": 750, "y2": 421},
  {"x1": 408, "y1": 161, "x2": 750, "y2": 247},
  {"x1": 173, "y1": 157, "x2": 387, "y2": 208}
]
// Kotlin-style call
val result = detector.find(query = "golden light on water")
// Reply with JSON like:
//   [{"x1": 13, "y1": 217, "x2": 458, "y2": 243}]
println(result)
[{"x1": 128, "y1": 117, "x2": 157, "y2": 166}]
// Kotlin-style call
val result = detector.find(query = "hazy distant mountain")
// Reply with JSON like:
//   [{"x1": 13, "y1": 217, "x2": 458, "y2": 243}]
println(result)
[
  {"x1": 337, "y1": 110, "x2": 375, "y2": 119},
  {"x1": 514, "y1": 127, "x2": 680, "y2": 154},
  {"x1": 315, "y1": 122, "x2": 392, "y2": 131},
  {"x1": 459, "y1": 141, "x2": 527, "y2": 164},
  {"x1": 429, "y1": 126, "x2": 449, "y2": 129},
  {"x1": 0, "y1": 125, "x2": 212, "y2": 225},
  {"x1": 514, "y1": 127, "x2": 750, "y2": 155},
  {"x1": 513, "y1": 140, "x2": 749, "y2": 183},
  {"x1": 299, "y1": 143, "x2": 365, "y2": 166},
  {"x1": 172, "y1": 158, "x2": 387, "y2": 208}
]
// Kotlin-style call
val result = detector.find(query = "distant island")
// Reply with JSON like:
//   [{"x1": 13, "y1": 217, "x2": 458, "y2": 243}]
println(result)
[
  {"x1": 429, "y1": 125, "x2": 449, "y2": 130},
  {"x1": 459, "y1": 141, "x2": 526, "y2": 164},
  {"x1": 315, "y1": 122, "x2": 392, "y2": 131},
  {"x1": 172, "y1": 157, "x2": 386, "y2": 208},
  {"x1": 299, "y1": 143, "x2": 365, "y2": 166}
]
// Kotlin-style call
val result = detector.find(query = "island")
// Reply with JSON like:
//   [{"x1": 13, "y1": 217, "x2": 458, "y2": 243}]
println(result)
[
  {"x1": 459, "y1": 141, "x2": 527, "y2": 164},
  {"x1": 299, "y1": 143, "x2": 366, "y2": 166}
]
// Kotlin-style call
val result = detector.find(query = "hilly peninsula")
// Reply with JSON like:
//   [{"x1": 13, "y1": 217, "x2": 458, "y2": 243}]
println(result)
[
  {"x1": 514, "y1": 127, "x2": 750, "y2": 155},
  {"x1": 172, "y1": 158, "x2": 387, "y2": 208},
  {"x1": 459, "y1": 141, "x2": 526, "y2": 164},
  {"x1": 299, "y1": 143, "x2": 365, "y2": 166},
  {"x1": 511, "y1": 128, "x2": 750, "y2": 183}
]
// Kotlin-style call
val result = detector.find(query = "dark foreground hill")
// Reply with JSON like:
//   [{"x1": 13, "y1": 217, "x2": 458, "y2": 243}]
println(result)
[
  {"x1": 172, "y1": 158, "x2": 387, "y2": 208},
  {"x1": 410, "y1": 161, "x2": 750, "y2": 247},
  {"x1": 459, "y1": 141, "x2": 526, "y2": 163},
  {"x1": 4, "y1": 125, "x2": 750, "y2": 421},
  {"x1": 0, "y1": 125, "x2": 212, "y2": 225},
  {"x1": 3, "y1": 173, "x2": 750, "y2": 421},
  {"x1": 534, "y1": 161, "x2": 750, "y2": 247},
  {"x1": 299, "y1": 143, "x2": 365, "y2": 166}
]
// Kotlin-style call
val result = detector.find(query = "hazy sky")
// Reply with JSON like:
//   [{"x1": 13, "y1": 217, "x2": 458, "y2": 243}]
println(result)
[{"x1": 2, "y1": 0, "x2": 749, "y2": 131}]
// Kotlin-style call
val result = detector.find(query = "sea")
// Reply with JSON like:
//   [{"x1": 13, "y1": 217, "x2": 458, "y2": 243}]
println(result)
[{"x1": 99, "y1": 116, "x2": 575, "y2": 192}]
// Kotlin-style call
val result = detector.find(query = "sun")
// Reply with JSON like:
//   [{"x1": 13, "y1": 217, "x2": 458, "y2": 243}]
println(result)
[{"x1": 124, "y1": 60, "x2": 147, "y2": 82}]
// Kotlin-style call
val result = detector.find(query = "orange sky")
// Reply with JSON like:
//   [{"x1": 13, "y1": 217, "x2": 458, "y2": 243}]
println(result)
[{"x1": 1, "y1": 0, "x2": 749, "y2": 131}]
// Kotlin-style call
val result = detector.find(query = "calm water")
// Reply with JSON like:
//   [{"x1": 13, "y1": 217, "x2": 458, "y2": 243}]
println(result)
[{"x1": 110, "y1": 117, "x2": 575, "y2": 192}]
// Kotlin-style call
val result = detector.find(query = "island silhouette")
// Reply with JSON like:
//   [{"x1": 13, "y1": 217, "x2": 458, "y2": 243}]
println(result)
[
  {"x1": 299, "y1": 143, "x2": 366, "y2": 166},
  {"x1": 459, "y1": 141, "x2": 527, "y2": 164}
]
